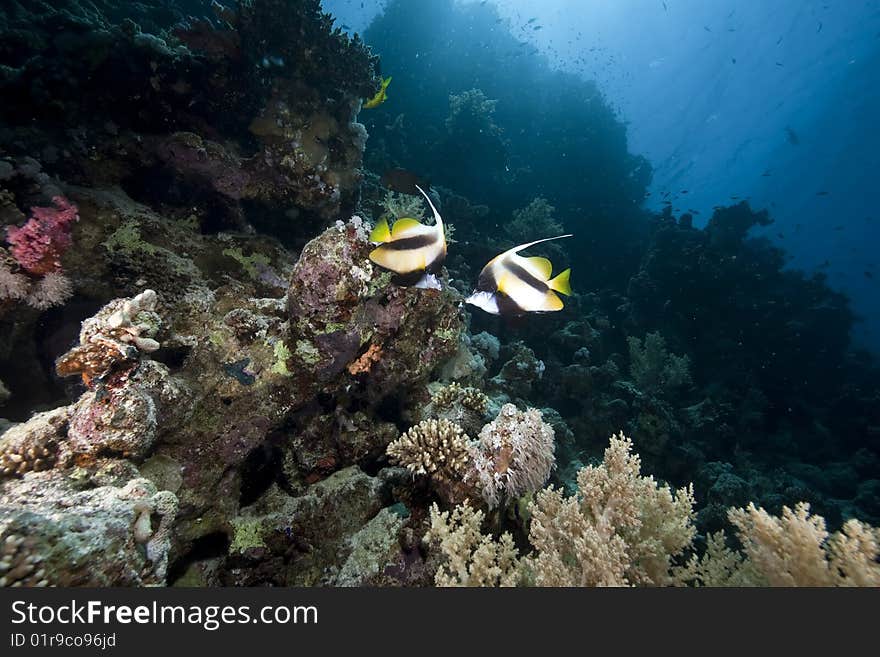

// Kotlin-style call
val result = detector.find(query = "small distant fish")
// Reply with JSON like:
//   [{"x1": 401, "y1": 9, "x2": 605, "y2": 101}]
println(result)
[
  {"x1": 680, "y1": 190, "x2": 688, "y2": 194},
  {"x1": 761, "y1": 170, "x2": 772, "y2": 176},
  {"x1": 866, "y1": 271, "x2": 874, "y2": 279},
  {"x1": 817, "y1": 22, "x2": 823, "y2": 33},
  {"x1": 775, "y1": 62, "x2": 784, "y2": 67},
  {"x1": 816, "y1": 191, "x2": 830, "y2": 196},
  {"x1": 785, "y1": 126, "x2": 800, "y2": 145},
  {"x1": 776, "y1": 36, "x2": 783, "y2": 45},
  {"x1": 260, "y1": 55, "x2": 285, "y2": 68},
  {"x1": 466, "y1": 236, "x2": 573, "y2": 316},
  {"x1": 704, "y1": 26, "x2": 711, "y2": 32},
  {"x1": 662, "y1": 2, "x2": 668, "y2": 11},
  {"x1": 833, "y1": 225, "x2": 844, "y2": 230},
  {"x1": 731, "y1": 57, "x2": 737, "y2": 64},
  {"x1": 342, "y1": 24, "x2": 351, "y2": 30},
  {"x1": 363, "y1": 76, "x2": 392, "y2": 109},
  {"x1": 369, "y1": 185, "x2": 445, "y2": 289},
  {"x1": 527, "y1": 17, "x2": 538, "y2": 24},
  {"x1": 533, "y1": 25, "x2": 543, "y2": 31}
]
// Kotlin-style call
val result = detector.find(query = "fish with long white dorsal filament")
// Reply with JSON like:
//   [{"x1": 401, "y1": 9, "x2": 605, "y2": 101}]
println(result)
[
  {"x1": 466, "y1": 235, "x2": 573, "y2": 315},
  {"x1": 368, "y1": 184, "x2": 446, "y2": 289}
]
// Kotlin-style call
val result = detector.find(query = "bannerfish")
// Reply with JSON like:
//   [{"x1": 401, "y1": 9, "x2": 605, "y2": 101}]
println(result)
[
  {"x1": 364, "y1": 76, "x2": 392, "y2": 109},
  {"x1": 369, "y1": 185, "x2": 446, "y2": 289},
  {"x1": 466, "y1": 235, "x2": 573, "y2": 315}
]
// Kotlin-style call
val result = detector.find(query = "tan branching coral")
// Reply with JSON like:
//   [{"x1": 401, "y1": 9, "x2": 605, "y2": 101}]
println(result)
[
  {"x1": 425, "y1": 502, "x2": 520, "y2": 587},
  {"x1": 722, "y1": 502, "x2": 880, "y2": 586},
  {"x1": 387, "y1": 419, "x2": 473, "y2": 483},
  {"x1": 525, "y1": 433, "x2": 695, "y2": 586},
  {"x1": 472, "y1": 404, "x2": 555, "y2": 509},
  {"x1": 431, "y1": 382, "x2": 489, "y2": 413}
]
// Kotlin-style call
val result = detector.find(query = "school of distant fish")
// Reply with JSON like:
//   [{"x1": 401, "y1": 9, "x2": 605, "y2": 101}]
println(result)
[{"x1": 368, "y1": 185, "x2": 572, "y2": 316}]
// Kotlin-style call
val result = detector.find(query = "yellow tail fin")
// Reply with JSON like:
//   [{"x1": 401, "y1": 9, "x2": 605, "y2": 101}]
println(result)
[
  {"x1": 369, "y1": 217, "x2": 391, "y2": 243},
  {"x1": 548, "y1": 268, "x2": 572, "y2": 295}
]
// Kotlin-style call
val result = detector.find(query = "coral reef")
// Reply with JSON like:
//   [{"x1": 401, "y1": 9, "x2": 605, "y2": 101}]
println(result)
[
  {"x1": 55, "y1": 289, "x2": 161, "y2": 385},
  {"x1": 526, "y1": 434, "x2": 695, "y2": 586},
  {"x1": 387, "y1": 419, "x2": 475, "y2": 506},
  {"x1": 425, "y1": 502, "x2": 520, "y2": 587},
  {"x1": 0, "y1": 471, "x2": 177, "y2": 586},
  {"x1": 682, "y1": 502, "x2": 880, "y2": 587},
  {"x1": 1, "y1": 194, "x2": 78, "y2": 309},
  {"x1": 0, "y1": 0, "x2": 877, "y2": 592},
  {"x1": 627, "y1": 331, "x2": 691, "y2": 399},
  {"x1": 0, "y1": 407, "x2": 66, "y2": 478},
  {"x1": 472, "y1": 404, "x2": 555, "y2": 509}
]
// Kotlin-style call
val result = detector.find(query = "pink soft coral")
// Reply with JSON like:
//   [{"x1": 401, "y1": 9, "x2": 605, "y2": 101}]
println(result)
[{"x1": 5, "y1": 196, "x2": 79, "y2": 275}]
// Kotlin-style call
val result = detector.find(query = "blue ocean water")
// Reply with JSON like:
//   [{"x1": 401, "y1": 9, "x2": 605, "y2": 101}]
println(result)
[{"x1": 328, "y1": 0, "x2": 880, "y2": 350}]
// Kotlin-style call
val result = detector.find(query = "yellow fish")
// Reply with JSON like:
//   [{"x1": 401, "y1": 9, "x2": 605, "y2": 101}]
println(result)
[{"x1": 363, "y1": 76, "x2": 392, "y2": 109}]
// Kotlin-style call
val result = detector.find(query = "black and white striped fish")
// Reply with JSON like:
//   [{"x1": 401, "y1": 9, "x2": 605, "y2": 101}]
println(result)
[
  {"x1": 368, "y1": 185, "x2": 446, "y2": 289},
  {"x1": 466, "y1": 235, "x2": 573, "y2": 315}
]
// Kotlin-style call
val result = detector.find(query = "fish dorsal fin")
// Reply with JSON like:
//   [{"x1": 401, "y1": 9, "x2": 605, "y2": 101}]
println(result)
[
  {"x1": 415, "y1": 185, "x2": 443, "y2": 232},
  {"x1": 391, "y1": 217, "x2": 427, "y2": 238},
  {"x1": 507, "y1": 234, "x2": 573, "y2": 257},
  {"x1": 524, "y1": 256, "x2": 553, "y2": 279},
  {"x1": 496, "y1": 234, "x2": 573, "y2": 264},
  {"x1": 370, "y1": 217, "x2": 391, "y2": 243}
]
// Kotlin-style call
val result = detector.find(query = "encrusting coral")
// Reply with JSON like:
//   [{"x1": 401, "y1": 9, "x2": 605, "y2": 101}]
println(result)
[
  {"x1": 55, "y1": 289, "x2": 161, "y2": 385},
  {"x1": 0, "y1": 472, "x2": 177, "y2": 586},
  {"x1": 0, "y1": 407, "x2": 66, "y2": 478}
]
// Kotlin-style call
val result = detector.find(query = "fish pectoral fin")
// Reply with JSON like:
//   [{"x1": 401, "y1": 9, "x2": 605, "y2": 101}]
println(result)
[
  {"x1": 548, "y1": 268, "x2": 572, "y2": 296},
  {"x1": 390, "y1": 217, "x2": 425, "y2": 237},
  {"x1": 369, "y1": 217, "x2": 392, "y2": 243},
  {"x1": 525, "y1": 256, "x2": 553, "y2": 279}
]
